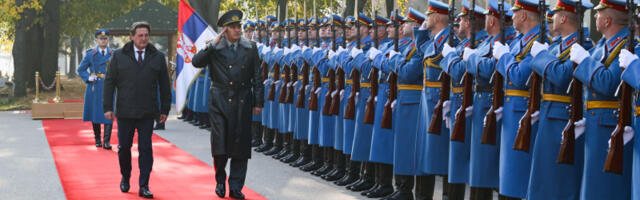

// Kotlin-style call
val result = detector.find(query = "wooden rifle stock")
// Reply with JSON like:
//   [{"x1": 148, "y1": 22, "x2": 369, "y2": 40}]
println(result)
[
  {"x1": 363, "y1": 68, "x2": 379, "y2": 124},
  {"x1": 429, "y1": 72, "x2": 451, "y2": 135},
  {"x1": 267, "y1": 63, "x2": 281, "y2": 101},
  {"x1": 481, "y1": 71, "x2": 503, "y2": 145},
  {"x1": 513, "y1": 73, "x2": 541, "y2": 152},
  {"x1": 604, "y1": 82, "x2": 632, "y2": 174},
  {"x1": 381, "y1": 71, "x2": 397, "y2": 129},
  {"x1": 308, "y1": 66, "x2": 321, "y2": 110},
  {"x1": 330, "y1": 67, "x2": 345, "y2": 115},
  {"x1": 451, "y1": 73, "x2": 473, "y2": 142},
  {"x1": 287, "y1": 64, "x2": 298, "y2": 103},
  {"x1": 278, "y1": 65, "x2": 291, "y2": 103},
  {"x1": 296, "y1": 61, "x2": 310, "y2": 108},
  {"x1": 344, "y1": 68, "x2": 360, "y2": 119},
  {"x1": 261, "y1": 61, "x2": 269, "y2": 83},
  {"x1": 322, "y1": 69, "x2": 336, "y2": 115},
  {"x1": 558, "y1": 68, "x2": 582, "y2": 164}
]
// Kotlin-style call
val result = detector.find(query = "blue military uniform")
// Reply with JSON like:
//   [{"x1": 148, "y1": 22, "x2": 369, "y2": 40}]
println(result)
[
  {"x1": 527, "y1": 0, "x2": 594, "y2": 199},
  {"x1": 572, "y1": 0, "x2": 633, "y2": 198},
  {"x1": 621, "y1": 44, "x2": 640, "y2": 200}
]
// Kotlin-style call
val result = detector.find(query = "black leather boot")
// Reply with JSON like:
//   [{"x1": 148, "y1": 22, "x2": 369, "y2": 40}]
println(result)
[
  {"x1": 415, "y1": 175, "x2": 435, "y2": 200},
  {"x1": 335, "y1": 157, "x2": 359, "y2": 186},
  {"x1": 323, "y1": 151, "x2": 345, "y2": 181},
  {"x1": 471, "y1": 187, "x2": 493, "y2": 200},
  {"x1": 290, "y1": 141, "x2": 311, "y2": 167},
  {"x1": 281, "y1": 137, "x2": 300, "y2": 163},
  {"x1": 311, "y1": 147, "x2": 334, "y2": 176},
  {"x1": 251, "y1": 122, "x2": 263, "y2": 147},
  {"x1": 103, "y1": 124, "x2": 112, "y2": 150},
  {"x1": 199, "y1": 113, "x2": 211, "y2": 129},
  {"x1": 255, "y1": 128, "x2": 273, "y2": 152},
  {"x1": 348, "y1": 162, "x2": 375, "y2": 192},
  {"x1": 448, "y1": 183, "x2": 466, "y2": 200},
  {"x1": 273, "y1": 132, "x2": 291, "y2": 159},
  {"x1": 92, "y1": 123, "x2": 102, "y2": 147},
  {"x1": 300, "y1": 145, "x2": 323, "y2": 172},
  {"x1": 182, "y1": 109, "x2": 192, "y2": 121},
  {"x1": 366, "y1": 163, "x2": 394, "y2": 198},
  {"x1": 382, "y1": 175, "x2": 414, "y2": 200},
  {"x1": 189, "y1": 112, "x2": 200, "y2": 125},
  {"x1": 264, "y1": 130, "x2": 283, "y2": 156}
]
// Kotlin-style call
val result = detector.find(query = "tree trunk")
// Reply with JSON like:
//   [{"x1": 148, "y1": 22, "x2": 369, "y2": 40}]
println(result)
[
  {"x1": 68, "y1": 37, "x2": 79, "y2": 78},
  {"x1": 40, "y1": 0, "x2": 61, "y2": 86},
  {"x1": 76, "y1": 38, "x2": 83, "y2": 68},
  {"x1": 12, "y1": 0, "x2": 27, "y2": 97},
  {"x1": 343, "y1": 0, "x2": 366, "y2": 17},
  {"x1": 277, "y1": 0, "x2": 286, "y2": 21},
  {"x1": 385, "y1": 0, "x2": 394, "y2": 17},
  {"x1": 207, "y1": 0, "x2": 221, "y2": 30}
]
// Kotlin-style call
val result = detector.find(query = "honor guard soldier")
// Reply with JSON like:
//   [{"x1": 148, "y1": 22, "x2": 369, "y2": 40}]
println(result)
[
  {"x1": 619, "y1": 21, "x2": 640, "y2": 200},
  {"x1": 263, "y1": 21, "x2": 285, "y2": 157},
  {"x1": 191, "y1": 10, "x2": 264, "y2": 199},
  {"x1": 569, "y1": 0, "x2": 634, "y2": 198},
  {"x1": 78, "y1": 29, "x2": 114, "y2": 149},
  {"x1": 255, "y1": 15, "x2": 279, "y2": 154},
  {"x1": 464, "y1": 0, "x2": 518, "y2": 199},
  {"x1": 244, "y1": 20, "x2": 256, "y2": 41},
  {"x1": 380, "y1": 6, "x2": 429, "y2": 200},
  {"x1": 440, "y1": 1, "x2": 492, "y2": 199},
  {"x1": 527, "y1": 0, "x2": 594, "y2": 199}
]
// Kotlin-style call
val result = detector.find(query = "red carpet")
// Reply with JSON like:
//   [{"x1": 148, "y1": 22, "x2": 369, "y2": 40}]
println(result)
[{"x1": 42, "y1": 119, "x2": 266, "y2": 200}]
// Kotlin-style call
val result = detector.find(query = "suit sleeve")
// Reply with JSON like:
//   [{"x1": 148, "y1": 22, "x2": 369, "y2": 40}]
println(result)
[
  {"x1": 252, "y1": 44, "x2": 265, "y2": 107},
  {"x1": 192, "y1": 46, "x2": 214, "y2": 68},
  {"x1": 103, "y1": 53, "x2": 118, "y2": 113},
  {"x1": 158, "y1": 54, "x2": 172, "y2": 115}
]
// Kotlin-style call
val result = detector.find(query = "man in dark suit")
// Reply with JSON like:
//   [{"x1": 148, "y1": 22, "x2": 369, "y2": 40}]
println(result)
[
  {"x1": 103, "y1": 21, "x2": 172, "y2": 199},
  {"x1": 192, "y1": 10, "x2": 264, "y2": 200}
]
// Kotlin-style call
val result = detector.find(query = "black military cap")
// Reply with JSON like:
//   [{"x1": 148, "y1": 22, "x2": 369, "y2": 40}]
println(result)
[{"x1": 217, "y1": 9, "x2": 243, "y2": 27}]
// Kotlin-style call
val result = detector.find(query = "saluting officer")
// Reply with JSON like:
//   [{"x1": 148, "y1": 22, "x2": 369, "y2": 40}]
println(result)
[
  {"x1": 569, "y1": 0, "x2": 634, "y2": 198},
  {"x1": 78, "y1": 29, "x2": 114, "y2": 149},
  {"x1": 191, "y1": 10, "x2": 264, "y2": 199}
]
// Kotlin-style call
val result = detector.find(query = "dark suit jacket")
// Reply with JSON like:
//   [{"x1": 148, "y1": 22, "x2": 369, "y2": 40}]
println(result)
[{"x1": 103, "y1": 41, "x2": 171, "y2": 119}]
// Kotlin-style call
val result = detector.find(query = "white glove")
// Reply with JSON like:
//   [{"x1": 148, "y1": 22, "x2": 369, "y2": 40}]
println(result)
[
  {"x1": 284, "y1": 47, "x2": 291, "y2": 55},
  {"x1": 336, "y1": 46, "x2": 346, "y2": 54},
  {"x1": 351, "y1": 48, "x2": 363, "y2": 58},
  {"x1": 465, "y1": 106, "x2": 473, "y2": 117},
  {"x1": 331, "y1": 90, "x2": 338, "y2": 97},
  {"x1": 442, "y1": 100, "x2": 451, "y2": 115},
  {"x1": 570, "y1": 43, "x2": 589, "y2": 64},
  {"x1": 388, "y1": 50, "x2": 400, "y2": 58},
  {"x1": 608, "y1": 126, "x2": 635, "y2": 148},
  {"x1": 261, "y1": 46, "x2": 271, "y2": 55},
  {"x1": 302, "y1": 46, "x2": 309, "y2": 51},
  {"x1": 419, "y1": 21, "x2": 428, "y2": 30},
  {"x1": 293, "y1": 80, "x2": 300, "y2": 87},
  {"x1": 340, "y1": 90, "x2": 345, "y2": 100},
  {"x1": 619, "y1": 49, "x2": 639, "y2": 69},
  {"x1": 442, "y1": 43, "x2": 456, "y2": 57},
  {"x1": 444, "y1": 115, "x2": 451, "y2": 129},
  {"x1": 391, "y1": 99, "x2": 397, "y2": 110},
  {"x1": 530, "y1": 110, "x2": 540, "y2": 124},
  {"x1": 492, "y1": 42, "x2": 510, "y2": 59},
  {"x1": 328, "y1": 49, "x2": 338, "y2": 58},
  {"x1": 574, "y1": 118, "x2": 586, "y2": 139},
  {"x1": 305, "y1": 85, "x2": 311, "y2": 91},
  {"x1": 494, "y1": 106, "x2": 503, "y2": 121},
  {"x1": 263, "y1": 79, "x2": 272, "y2": 86},
  {"x1": 531, "y1": 41, "x2": 549, "y2": 57},
  {"x1": 287, "y1": 82, "x2": 292, "y2": 87},
  {"x1": 274, "y1": 80, "x2": 282, "y2": 87},
  {"x1": 291, "y1": 44, "x2": 301, "y2": 52},
  {"x1": 88, "y1": 75, "x2": 98, "y2": 82},
  {"x1": 368, "y1": 47, "x2": 382, "y2": 60},
  {"x1": 314, "y1": 87, "x2": 321, "y2": 94},
  {"x1": 355, "y1": 92, "x2": 360, "y2": 105},
  {"x1": 463, "y1": 47, "x2": 477, "y2": 61},
  {"x1": 374, "y1": 96, "x2": 378, "y2": 102},
  {"x1": 312, "y1": 47, "x2": 322, "y2": 54}
]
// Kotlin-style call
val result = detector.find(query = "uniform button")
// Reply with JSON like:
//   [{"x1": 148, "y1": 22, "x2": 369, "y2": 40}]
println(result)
[
  {"x1": 229, "y1": 65, "x2": 232, "y2": 69},
  {"x1": 478, "y1": 94, "x2": 482, "y2": 98},
  {"x1": 242, "y1": 65, "x2": 246, "y2": 69},
  {"x1": 242, "y1": 82, "x2": 246, "y2": 86},
  {"x1": 592, "y1": 93, "x2": 596, "y2": 98},
  {"x1": 230, "y1": 81, "x2": 233, "y2": 85},
  {"x1": 228, "y1": 98, "x2": 232, "y2": 102},
  {"x1": 506, "y1": 98, "x2": 510, "y2": 102},
  {"x1": 240, "y1": 99, "x2": 244, "y2": 103},
  {"x1": 509, "y1": 82, "x2": 513, "y2": 86},
  {"x1": 591, "y1": 111, "x2": 595, "y2": 116}
]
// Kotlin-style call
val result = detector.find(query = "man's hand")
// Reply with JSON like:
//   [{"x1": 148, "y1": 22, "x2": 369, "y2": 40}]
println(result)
[
  {"x1": 212, "y1": 27, "x2": 228, "y2": 47},
  {"x1": 104, "y1": 111, "x2": 114, "y2": 120},
  {"x1": 159, "y1": 114, "x2": 167, "y2": 123},
  {"x1": 253, "y1": 107, "x2": 263, "y2": 115}
]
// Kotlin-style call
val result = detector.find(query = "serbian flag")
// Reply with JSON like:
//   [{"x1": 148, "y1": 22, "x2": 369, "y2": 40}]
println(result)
[{"x1": 176, "y1": 0, "x2": 217, "y2": 112}]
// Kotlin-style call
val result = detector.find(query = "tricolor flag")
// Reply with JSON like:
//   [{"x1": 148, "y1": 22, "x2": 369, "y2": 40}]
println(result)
[{"x1": 176, "y1": 0, "x2": 217, "y2": 112}]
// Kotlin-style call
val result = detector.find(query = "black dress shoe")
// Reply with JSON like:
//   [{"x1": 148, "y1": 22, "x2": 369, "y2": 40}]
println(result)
[
  {"x1": 384, "y1": 191, "x2": 414, "y2": 200},
  {"x1": 346, "y1": 178, "x2": 364, "y2": 190},
  {"x1": 254, "y1": 143, "x2": 272, "y2": 152},
  {"x1": 349, "y1": 179, "x2": 375, "y2": 192},
  {"x1": 290, "y1": 156, "x2": 311, "y2": 167},
  {"x1": 335, "y1": 174, "x2": 359, "y2": 186},
  {"x1": 229, "y1": 189, "x2": 245, "y2": 199},
  {"x1": 120, "y1": 178, "x2": 130, "y2": 192},
  {"x1": 138, "y1": 186, "x2": 153, "y2": 199},
  {"x1": 263, "y1": 146, "x2": 282, "y2": 156},
  {"x1": 251, "y1": 139, "x2": 262, "y2": 147},
  {"x1": 215, "y1": 183, "x2": 225, "y2": 198},
  {"x1": 361, "y1": 184, "x2": 380, "y2": 196},
  {"x1": 280, "y1": 153, "x2": 299, "y2": 163}
]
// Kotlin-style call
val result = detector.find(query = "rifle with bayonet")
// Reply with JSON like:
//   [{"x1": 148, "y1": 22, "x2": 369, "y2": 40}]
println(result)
[
  {"x1": 323, "y1": 17, "x2": 338, "y2": 116},
  {"x1": 481, "y1": 0, "x2": 506, "y2": 145},
  {"x1": 429, "y1": 0, "x2": 454, "y2": 135},
  {"x1": 513, "y1": 0, "x2": 545, "y2": 152},
  {"x1": 604, "y1": 0, "x2": 635, "y2": 174},
  {"x1": 557, "y1": 0, "x2": 584, "y2": 164},
  {"x1": 309, "y1": 16, "x2": 322, "y2": 111},
  {"x1": 346, "y1": 11, "x2": 363, "y2": 120},
  {"x1": 364, "y1": 11, "x2": 379, "y2": 124},
  {"x1": 452, "y1": 0, "x2": 475, "y2": 141},
  {"x1": 268, "y1": 26, "x2": 282, "y2": 101},
  {"x1": 297, "y1": 6, "x2": 311, "y2": 108},
  {"x1": 279, "y1": 21, "x2": 292, "y2": 103},
  {"x1": 381, "y1": 10, "x2": 400, "y2": 129}
]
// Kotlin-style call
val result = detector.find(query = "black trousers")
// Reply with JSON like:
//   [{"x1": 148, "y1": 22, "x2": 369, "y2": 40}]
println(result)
[
  {"x1": 213, "y1": 155, "x2": 248, "y2": 191},
  {"x1": 117, "y1": 118, "x2": 154, "y2": 187}
]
